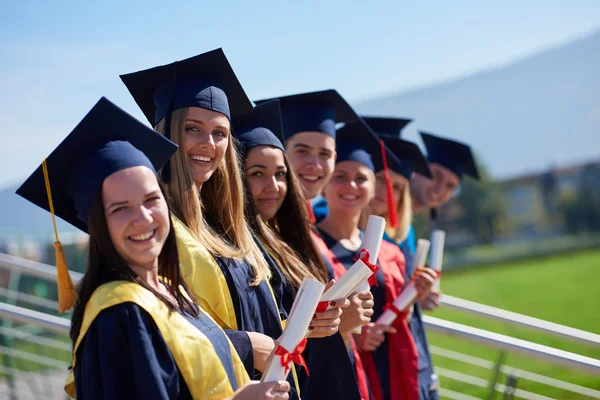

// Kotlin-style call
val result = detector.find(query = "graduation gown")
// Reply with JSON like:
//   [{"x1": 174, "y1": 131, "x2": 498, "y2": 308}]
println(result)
[
  {"x1": 395, "y1": 227, "x2": 440, "y2": 400},
  {"x1": 266, "y1": 243, "x2": 363, "y2": 400},
  {"x1": 173, "y1": 215, "x2": 302, "y2": 398},
  {"x1": 359, "y1": 240, "x2": 419, "y2": 400},
  {"x1": 66, "y1": 281, "x2": 249, "y2": 400},
  {"x1": 313, "y1": 229, "x2": 373, "y2": 400}
]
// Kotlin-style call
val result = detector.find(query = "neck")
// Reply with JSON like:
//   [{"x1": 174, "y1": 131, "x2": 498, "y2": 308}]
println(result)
[
  {"x1": 128, "y1": 262, "x2": 161, "y2": 291},
  {"x1": 319, "y1": 207, "x2": 361, "y2": 241}
]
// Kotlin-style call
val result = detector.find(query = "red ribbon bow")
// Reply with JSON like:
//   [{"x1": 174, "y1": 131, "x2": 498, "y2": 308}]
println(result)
[
  {"x1": 384, "y1": 303, "x2": 409, "y2": 320},
  {"x1": 275, "y1": 338, "x2": 309, "y2": 376},
  {"x1": 354, "y1": 249, "x2": 379, "y2": 287}
]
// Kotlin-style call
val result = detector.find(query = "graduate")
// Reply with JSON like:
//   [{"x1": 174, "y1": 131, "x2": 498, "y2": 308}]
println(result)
[
  {"x1": 316, "y1": 119, "x2": 436, "y2": 400},
  {"x1": 256, "y1": 90, "x2": 375, "y2": 399},
  {"x1": 233, "y1": 99, "x2": 366, "y2": 399},
  {"x1": 366, "y1": 119, "x2": 480, "y2": 400},
  {"x1": 16, "y1": 98, "x2": 290, "y2": 400},
  {"x1": 121, "y1": 49, "x2": 292, "y2": 384}
]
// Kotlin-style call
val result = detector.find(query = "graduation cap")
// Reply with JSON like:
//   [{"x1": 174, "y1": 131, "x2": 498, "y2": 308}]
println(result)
[
  {"x1": 376, "y1": 134, "x2": 432, "y2": 179},
  {"x1": 361, "y1": 116, "x2": 413, "y2": 137},
  {"x1": 420, "y1": 131, "x2": 480, "y2": 180},
  {"x1": 255, "y1": 89, "x2": 358, "y2": 140},
  {"x1": 120, "y1": 48, "x2": 253, "y2": 126},
  {"x1": 16, "y1": 97, "x2": 178, "y2": 313},
  {"x1": 232, "y1": 100, "x2": 285, "y2": 157},
  {"x1": 335, "y1": 119, "x2": 402, "y2": 227}
]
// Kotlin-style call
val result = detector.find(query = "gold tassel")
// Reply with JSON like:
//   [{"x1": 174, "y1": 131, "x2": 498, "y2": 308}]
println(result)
[
  {"x1": 54, "y1": 241, "x2": 76, "y2": 313},
  {"x1": 42, "y1": 159, "x2": 77, "y2": 313}
]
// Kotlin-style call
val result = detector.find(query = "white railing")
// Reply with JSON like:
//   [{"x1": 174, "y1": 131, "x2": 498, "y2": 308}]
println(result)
[
  {"x1": 440, "y1": 294, "x2": 600, "y2": 348},
  {"x1": 2, "y1": 251, "x2": 600, "y2": 399}
]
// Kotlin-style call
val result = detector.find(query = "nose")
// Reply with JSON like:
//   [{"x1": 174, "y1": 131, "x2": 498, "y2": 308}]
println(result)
[
  {"x1": 264, "y1": 176, "x2": 279, "y2": 192},
  {"x1": 193, "y1": 131, "x2": 216, "y2": 150},
  {"x1": 304, "y1": 153, "x2": 320, "y2": 169},
  {"x1": 132, "y1": 206, "x2": 153, "y2": 228}
]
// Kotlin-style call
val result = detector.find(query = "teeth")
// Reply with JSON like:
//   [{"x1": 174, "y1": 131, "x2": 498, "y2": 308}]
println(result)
[
  {"x1": 191, "y1": 155, "x2": 211, "y2": 162},
  {"x1": 302, "y1": 175, "x2": 320, "y2": 182},
  {"x1": 341, "y1": 194, "x2": 358, "y2": 200},
  {"x1": 130, "y1": 231, "x2": 153, "y2": 241}
]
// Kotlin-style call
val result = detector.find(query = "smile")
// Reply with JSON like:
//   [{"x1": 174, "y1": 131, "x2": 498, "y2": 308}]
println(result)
[
  {"x1": 190, "y1": 155, "x2": 212, "y2": 164},
  {"x1": 129, "y1": 230, "x2": 155, "y2": 242}
]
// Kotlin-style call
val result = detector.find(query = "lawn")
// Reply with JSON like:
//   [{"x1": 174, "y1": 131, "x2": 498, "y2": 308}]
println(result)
[{"x1": 427, "y1": 249, "x2": 600, "y2": 399}]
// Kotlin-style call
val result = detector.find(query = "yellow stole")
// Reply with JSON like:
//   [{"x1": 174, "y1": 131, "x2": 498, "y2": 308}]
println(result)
[{"x1": 64, "y1": 281, "x2": 249, "y2": 399}]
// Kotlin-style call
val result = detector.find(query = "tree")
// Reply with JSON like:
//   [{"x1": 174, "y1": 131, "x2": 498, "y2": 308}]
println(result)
[{"x1": 455, "y1": 158, "x2": 507, "y2": 244}]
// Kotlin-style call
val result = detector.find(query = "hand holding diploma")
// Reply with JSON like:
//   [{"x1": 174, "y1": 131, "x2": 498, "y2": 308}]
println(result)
[
  {"x1": 376, "y1": 239, "x2": 434, "y2": 326},
  {"x1": 307, "y1": 280, "x2": 349, "y2": 338},
  {"x1": 262, "y1": 278, "x2": 325, "y2": 383}
]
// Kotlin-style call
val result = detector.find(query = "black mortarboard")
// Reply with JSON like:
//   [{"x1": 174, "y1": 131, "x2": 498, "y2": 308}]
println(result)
[
  {"x1": 16, "y1": 97, "x2": 178, "y2": 233},
  {"x1": 361, "y1": 116, "x2": 413, "y2": 137},
  {"x1": 376, "y1": 134, "x2": 432, "y2": 179},
  {"x1": 420, "y1": 132, "x2": 480, "y2": 180},
  {"x1": 232, "y1": 100, "x2": 285, "y2": 157},
  {"x1": 120, "y1": 48, "x2": 253, "y2": 126},
  {"x1": 255, "y1": 89, "x2": 358, "y2": 140}
]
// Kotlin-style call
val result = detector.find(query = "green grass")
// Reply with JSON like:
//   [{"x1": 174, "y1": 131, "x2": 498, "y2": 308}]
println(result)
[{"x1": 427, "y1": 249, "x2": 600, "y2": 399}]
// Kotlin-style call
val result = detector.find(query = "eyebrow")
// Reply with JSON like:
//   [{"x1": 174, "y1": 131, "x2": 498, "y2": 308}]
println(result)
[{"x1": 247, "y1": 164, "x2": 267, "y2": 169}]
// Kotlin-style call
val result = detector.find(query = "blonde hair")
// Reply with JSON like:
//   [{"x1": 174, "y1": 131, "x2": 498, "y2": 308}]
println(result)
[
  {"x1": 385, "y1": 182, "x2": 413, "y2": 243},
  {"x1": 156, "y1": 107, "x2": 271, "y2": 285}
]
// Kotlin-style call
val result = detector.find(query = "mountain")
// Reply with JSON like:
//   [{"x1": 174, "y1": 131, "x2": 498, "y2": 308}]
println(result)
[{"x1": 356, "y1": 29, "x2": 600, "y2": 179}]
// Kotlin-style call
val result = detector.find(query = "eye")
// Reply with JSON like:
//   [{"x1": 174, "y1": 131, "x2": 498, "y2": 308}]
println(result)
[
  {"x1": 145, "y1": 196, "x2": 161, "y2": 204},
  {"x1": 111, "y1": 206, "x2": 127, "y2": 214},
  {"x1": 213, "y1": 130, "x2": 228, "y2": 138},
  {"x1": 185, "y1": 125, "x2": 200, "y2": 133},
  {"x1": 296, "y1": 148, "x2": 307, "y2": 155},
  {"x1": 251, "y1": 171, "x2": 263, "y2": 177},
  {"x1": 319, "y1": 152, "x2": 331, "y2": 158},
  {"x1": 275, "y1": 170, "x2": 287, "y2": 178}
]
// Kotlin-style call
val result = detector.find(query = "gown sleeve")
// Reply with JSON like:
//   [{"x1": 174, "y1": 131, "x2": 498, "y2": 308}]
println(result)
[
  {"x1": 224, "y1": 329, "x2": 255, "y2": 379},
  {"x1": 74, "y1": 302, "x2": 191, "y2": 400}
]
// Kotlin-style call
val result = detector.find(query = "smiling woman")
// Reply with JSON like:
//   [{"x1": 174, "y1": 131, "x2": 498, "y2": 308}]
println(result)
[{"x1": 14, "y1": 97, "x2": 296, "y2": 400}]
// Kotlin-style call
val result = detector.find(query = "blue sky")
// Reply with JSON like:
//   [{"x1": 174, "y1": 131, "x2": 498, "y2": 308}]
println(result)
[{"x1": 1, "y1": 1, "x2": 599, "y2": 188}]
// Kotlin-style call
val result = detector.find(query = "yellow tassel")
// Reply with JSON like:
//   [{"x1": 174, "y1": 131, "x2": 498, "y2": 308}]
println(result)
[
  {"x1": 54, "y1": 241, "x2": 76, "y2": 313},
  {"x1": 42, "y1": 159, "x2": 77, "y2": 313}
]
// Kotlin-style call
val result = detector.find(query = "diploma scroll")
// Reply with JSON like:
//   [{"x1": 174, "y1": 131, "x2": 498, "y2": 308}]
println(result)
[
  {"x1": 429, "y1": 230, "x2": 445, "y2": 290},
  {"x1": 262, "y1": 278, "x2": 325, "y2": 382},
  {"x1": 375, "y1": 239, "x2": 431, "y2": 326},
  {"x1": 352, "y1": 215, "x2": 386, "y2": 333}
]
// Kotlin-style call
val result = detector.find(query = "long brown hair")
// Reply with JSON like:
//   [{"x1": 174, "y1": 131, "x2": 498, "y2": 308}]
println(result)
[
  {"x1": 70, "y1": 182, "x2": 198, "y2": 344},
  {"x1": 155, "y1": 108, "x2": 271, "y2": 286},
  {"x1": 241, "y1": 146, "x2": 328, "y2": 290}
]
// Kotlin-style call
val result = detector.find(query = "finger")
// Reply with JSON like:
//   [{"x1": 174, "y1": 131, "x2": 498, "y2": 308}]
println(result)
[
  {"x1": 314, "y1": 308, "x2": 343, "y2": 320},
  {"x1": 310, "y1": 317, "x2": 341, "y2": 327},
  {"x1": 323, "y1": 279, "x2": 336, "y2": 293},
  {"x1": 328, "y1": 298, "x2": 350, "y2": 308},
  {"x1": 373, "y1": 324, "x2": 398, "y2": 334},
  {"x1": 274, "y1": 380, "x2": 290, "y2": 392},
  {"x1": 363, "y1": 309, "x2": 374, "y2": 318},
  {"x1": 362, "y1": 299, "x2": 375, "y2": 308},
  {"x1": 357, "y1": 291, "x2": 374, "y2": 300}
]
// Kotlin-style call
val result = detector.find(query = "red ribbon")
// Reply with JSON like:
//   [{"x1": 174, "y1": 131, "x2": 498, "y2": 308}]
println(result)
[
  {"x1": 384, "y1": 303, "x2": 409, "y2": 320},
  {"x1": 275, "y1": 338, "x2": 309, "y2": 376},
  {"x1": 315, "y1": 301, "x2": 329, "y2": 313},
  {"x1": 354, "y1": 249, "x2": 379, "y2": 287}
]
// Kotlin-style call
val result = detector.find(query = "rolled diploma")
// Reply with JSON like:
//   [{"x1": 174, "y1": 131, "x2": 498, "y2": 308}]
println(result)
[
  {"x1": 352, "y1": 215, "x2": 386, "y2": 333},
  {"x1": 319, "y1": 259, "x2": 373, "y2": 304},
  {"x1": 376, "y1": 239, "x2": 431, "y2": 326},
  {"x1": 262, "y1": 278, "x2": 325, "y2": 382},
  {"x1": 429, "y1": 230, "x2": 445, "y2": 290},
  {"x1": 354, "y1": 215, "x2": 387, "y2": 294}
]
